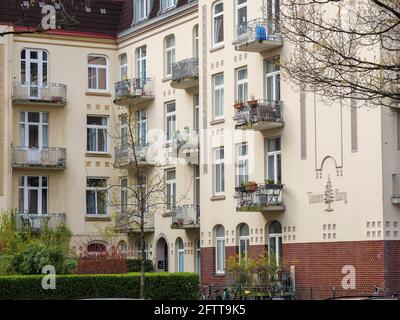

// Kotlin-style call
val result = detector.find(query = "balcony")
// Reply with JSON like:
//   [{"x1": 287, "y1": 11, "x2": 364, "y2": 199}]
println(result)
[
  {"x1": 12, "y1": 82, "x2": 67, "y2": 106},
  {"x1": 114, "y1": 78, "x2": 154, "y2": 106},
  {"x1": 233, "y1": 18, "x2": 283, "y2": 53},
  {"x1": 114, "y1": 143, "x2": 156, "y2": 169},
  {"x1": 12, "y1": 147, "x2": 67, "y2": 170},
  {"x1": 170, "y1": 58, "x2": 199, "y2": 91},
  {"x1": 171, "y1": 205, "x2": 200, "y2": 229},
  {"x1": 116, "y1": 212, "x2": 155, "y2": 234},
  {"x1": 170, "y1": 129, "x2": 199, "y2": 165},
  {"x1": 14, "y1": 213, "x2": 66, "y2": 232},
  {"x1": 234, "y1": 100, "x2": 284, "y2": 131},
  {"x1": 236, "y1": 183, "x2": 285, "y2": 212},
  {"x1": 392, "y1": 174, "x2": 400, "y2": 204}
]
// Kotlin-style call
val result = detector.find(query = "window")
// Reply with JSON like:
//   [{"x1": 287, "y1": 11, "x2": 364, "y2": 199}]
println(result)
[
  {"x1": 134, "y1": 0, "x2": 151, "y2": 23},
  {"x1": 136, "y1": 46, "x2": 147, "y2": 81},
  {"x1": 87, "y1": 242, "x2": 107, "y2": 255},
  {"x1": 194, "y1": 165, "x2": 200, "y2": 208},
  {"x1": 212, "y1": 1, "x2": 224, "y2": 46},
  {"x1": 266, "y1": 137, "x2": 281, "y2": 184},
  {"x1": 88, "y1": 55, "x2": 108, "y2": 91},
  {"x1": 136, "y1": 109, "x2": 148, "y2": 146},
  {"x1": 164, "y1": 36, "x2": 175, "y2": 78},
  {"x1": 120, "y1": 177, "x2": 128, "y2": 214},
  {"x1": 215, "y1": 225, "x2": 225, "y2": 274},
  {"x1": 268, "y1": 220, "x2": 282, "y2": 266},
  {"x1": 19, "y1": 112, "x2": 48, "y2": 148},
  {"x1": 194, "y1": 95, "x2": 200, "y2": 132},
  {"x1": 86, "y1": 178, "x2": 108, "y2": 216},
  {"x1": 176, "y1": 237, "x2": 185, "y2": 272},
  {"x1": 265, "y1": 0, "x2": 280, "y2": 33},
  {"x1": 161, "y1": 0, "x2": 176, "y2": 12},
  {"x1": 166, "y1": 169, "x2": 176, "y2": 211},
  {"x1": 118, "y1": 240, "x2": 128, "y2": 255},
  {"x1": 136, "y1": 173, "x2": 148, "y2": 212},
  {"x1": 193, "y1": 25, "x2": 199, "y2": 58},
  {"x1": 136, "y1": 240, "x2": 149, "y2": 259},
  {"x1": 236, "y1": 143, "x2": 249, "y2": 186},
  {"x1": 195, "y1": 239, "x2": 201, "y2": 274},
  {"x1": 213, "y1": 147, "x2": 225, "y2": 195},
  {"x1": 236, "y1": 67, "x2": 248, "y2": 103},
  {"x1": 18, "y1": 176, "x2": 48, "y2": 215},
  {"x1": 265, "y1": 58, "x2": 280, "y2": 101},
  {"x1": 238, "y1": 223, "x2": 250, "y2": 263},
  {"x1": 87, "y1": 116, "x2": 108, "y2": 153},
  {"x1": 213, "y1": 73, "x2": 224, "y2": 119},
  {"x1": 236, "y1": 0, "x2": 247, "y2": 36},
  {"x1": 119, "y1": 54, "x2": 128, "y2": 81},
  {"x1": 21, "y1": 49, "x2": 48, "y2": 85},
  {"x1": 119, "y1": 114, "x2": 128, "y2": 147},
  {"x1": 165, "y1": 101, "x2": 176, "y2": 143}
]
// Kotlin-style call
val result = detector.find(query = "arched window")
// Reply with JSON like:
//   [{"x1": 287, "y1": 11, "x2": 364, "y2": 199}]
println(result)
[
  {"x1": 193, "y1": 25, "x2": 199, "y2": 58},
  {"x1": 268, "y1": 220, "x2": 282, "y2": 266},
  {"x1": 176, "y1": 238, "x2": 184, "y2": 272},
  {"x1": 195, "y1": 239, "x2": 201, "y2": 274},
  {"x1": 164, "y1": 35, "x2": 175, "y2": 77},
  {"x1": 119, "y1": 54, "x2": 128, "y2": 81},
  {"x1": 214, "y1": 225, "x2": 225, "y2": 274},
  {"x1": 238, "y1": 223, "x2": 250, "y2": 262},
  {"x1": 87, "y1": 242, "x2": 108, "y2": 255},
  {"x1": 88, "y1": 55, "x2": 108, "y2": 91},
  {"x1": 212, "y1": 1, "x2": 224, "y2": 47}
]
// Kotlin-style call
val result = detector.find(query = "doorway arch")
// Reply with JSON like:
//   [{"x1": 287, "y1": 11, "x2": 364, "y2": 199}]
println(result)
[{"x1": 155, "y1": 235, "x2": 169, "y2": 272}]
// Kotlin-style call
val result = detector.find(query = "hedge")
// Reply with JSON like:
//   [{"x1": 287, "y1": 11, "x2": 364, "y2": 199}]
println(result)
[
  {"x1": 0, "y1": 273, "x2": 199, "y2": 300},
  {"x1": 127, "y1": 259, "x2": 154, "y2": 273}
]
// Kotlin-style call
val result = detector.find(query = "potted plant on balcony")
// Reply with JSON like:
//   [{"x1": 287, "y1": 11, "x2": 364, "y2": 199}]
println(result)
[
  {"x1": 234, "y1": 100, "x2": 244, "y2": 110},
  {"x1": 247, "y1": 95, "x2": 258, "y2": 107},
  {"x1": 245, "y1": 181, "x2": 258, "y2": 193},
  {"x1": 265, "y1": 179, "x2": 283, "y2": 190},
  {"x1": 235, "y1": 182, "x2": 247, "y2": 193}
]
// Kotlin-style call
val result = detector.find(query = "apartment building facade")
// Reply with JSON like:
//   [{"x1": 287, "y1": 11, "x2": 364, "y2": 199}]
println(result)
[{"x1": 0, "y1": 0, "x2": 399, "y2": 298}]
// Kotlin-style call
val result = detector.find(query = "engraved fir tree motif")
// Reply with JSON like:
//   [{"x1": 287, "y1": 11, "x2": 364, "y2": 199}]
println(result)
[{"x1": 324, "y1": 176, "x2": 334, "y2": 212}]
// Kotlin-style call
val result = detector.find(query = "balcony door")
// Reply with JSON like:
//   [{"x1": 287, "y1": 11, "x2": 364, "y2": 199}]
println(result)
[
  {"x1": 265, "y1": 58, "x2": 280, "y2": 102},
  {"x1": 264, "y1": 0, "x2": 280, "y2": 33},
  {"x1": 19, "y1": 176, "x2": 48, "y2": 216},
  {"x1": 236, "y1": 0, "x2": 247, "y2": 36},
  {"x1": 21, "y1": 49, "x2": 48, "y2": 98},
  {"x1": 136, "y1": 46, "x2": 147, "y2": 86}
]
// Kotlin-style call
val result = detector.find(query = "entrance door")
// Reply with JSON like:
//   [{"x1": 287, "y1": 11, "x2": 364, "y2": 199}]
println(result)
[{"x1": 156, "y1": 237, "x2": 169, "y2": 272}]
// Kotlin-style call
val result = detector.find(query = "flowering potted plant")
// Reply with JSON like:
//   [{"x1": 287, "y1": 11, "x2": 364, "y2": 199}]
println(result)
[
  {"x1": 245, "y1": 181, "x2": 258, "y2": 192},
  {"x1": 247, "y1": 95, "x2": 258, "y2": 107}
]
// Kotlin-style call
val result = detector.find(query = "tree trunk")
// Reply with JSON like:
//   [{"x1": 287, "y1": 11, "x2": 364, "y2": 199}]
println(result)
[{"x1": 140, "y1": 211, "x2": 145, "y2": 300}]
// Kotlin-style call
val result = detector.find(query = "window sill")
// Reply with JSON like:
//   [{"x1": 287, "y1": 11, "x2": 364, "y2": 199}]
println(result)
[
  {"x1": 85, "y1": 216, "x2": 111, "y2": 222},
  {"x1": 85, "y1": 91, "x2": 112, "y2": 97},
  {"x1": 85, "y1": 152, "x2": 112, "y2": 158},
  {"x1": 209, "y1": 118, "x2": 225, "y2": 126},
  {"x1": 210, "y1": 44, "x2": 225, "y2": 53},
  {"x1": 211, "y1": 195, "x2": 225, "y2": 201},
  {"x1": 215, "y1": 272, "x2": 226, "y2": 277}
]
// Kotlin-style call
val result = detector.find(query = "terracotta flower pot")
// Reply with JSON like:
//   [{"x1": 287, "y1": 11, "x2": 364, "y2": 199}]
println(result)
[{"x1": 234, "y1": 103, "x2": 244, "y2": 110}]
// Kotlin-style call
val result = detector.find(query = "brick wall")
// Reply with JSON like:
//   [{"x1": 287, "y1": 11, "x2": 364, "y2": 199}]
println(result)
[{"x1": 282, "y1": 240, "x2": 400, "y2": 299}]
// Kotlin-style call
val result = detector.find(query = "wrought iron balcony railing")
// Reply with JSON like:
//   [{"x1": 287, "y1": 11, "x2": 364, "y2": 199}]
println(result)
[
  {"x1": 171, "y1": 58, "x2": 199, "y2": 90},
  {"x1": 171, "y1": 204, "x2": 200, "y2": 228},
  {"x1": 14, "y1": 213, "x2": 67, "y2": 232},
  {"x1": 236, "y1": 183, "x2": 285, "y2": 212},
  {"x1": 114, "y1": 143, "x2": 156, "y2": 168},
  {"x1": 234, "y1": 100, "x2": 284, "y2": 130},
  {"x1": 233, "y1": 18, "x2": 283, "y2": 52},
  {"x1": 12, "y1": 147, "x2": 67, "y2": 169},
  {"x1": 114, "y1": 78, "x2": 154, "y2": 106},
  {"x1": 12, "y1": 82, "x2": 67, "y2": 105},
  {"x1": 116, "y1": 212, "x2": 155, "y2": 233}
]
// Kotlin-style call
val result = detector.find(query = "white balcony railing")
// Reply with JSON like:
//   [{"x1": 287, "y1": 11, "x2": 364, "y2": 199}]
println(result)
[
  {"x1": 171, "y1": 58, "x2": 199, "y2": 82},
  {"x1": 114, "y1": 78, "x2": 154, "y2": 105},
  {"x1": 12, "y1": 147, "x2": 67, "y2": 169},
  {"x1": 14, "y1": 213, "x2": 66, "y2": 232},
  {"x1": 171, "y1": 204, "x2": 200, "y2": 228},
  {"x1": 12, "y1": 82, "x2": 67, "y2": 105},
  {"x1": 114, "y1": 143, "x2": 156, "y2": 168},
  {"x1": 116, "y1": 212, "x2": 155, "y2": 233}
]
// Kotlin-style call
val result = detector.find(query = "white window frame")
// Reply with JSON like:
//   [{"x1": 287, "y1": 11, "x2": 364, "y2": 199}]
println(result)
[
  {"x1": 120, "y1": 114, "x2": 128, "y2": 147},
  {"x1": 136, "y1": 109, "x2": 148, "y2": 146},
  {"x1": 134, "y1": 0, "x2": 151, "y2": 23},
  {"x1": 120, "y1": 177, "x2": 128, "y2": 214},
  {"x1": 164, "y1": 35, "x2": 175, "y2": 78},
  {"x1": 194, "y1": 165, "x2": 200, "y2": 208},
  {"x1": 177, "y1": 238, "x2": 185, "y2": 272},
  {"x1": 19, "y1": 111, "x2": 49, "y2": 148},
  {"x1": 166, "y1": 169, "x2": 176, "y2": 211},
  {"x1": 20, "y1": 49, "x2": 48, "y2": 85},
  {"x1": 236, "y1": 142, "x2": 249, "y2": 187},
  {"x1": 136, "y1": 46, "x2": 147, "y2": 81},
  {"x1": 195, "y1": 239, "x2": 201, "y2": 274},
  {"x1": 86, "y1": 177, "x2": 109, "y2": 216},
  {"x1": 213, "y1": 147, "x2": 225, "y2": 195},
  {"x1": 119, "y1": 54, "x2": 128, "y2": 81},
  {"x1": 236, "y1": 66, "x2": 248, "y2": 103},
  {"x1": 165, "y1": 101, "x2": 176, "y2": 143},
  {"x1": 268, "y1": 221, "x2": 283, "y2": 266},
  {"x1": 18, "y1": 176, "x2": 48, "y2": 215},
  {"x1": 238, "y1": 224, "x2": 250, "y2": 263},
  {"x1": 194, "y1": 95, "x2": 200, "y2": 132},
  {"x1": 266, "y1": 136, "x2": 281, "y2": 183},
  {"x1": 193, "y1": 25, "x2": 199, "y2": 58},
  {"x1": 161, "y1": 0, "x2": 176, "y2": 12},
  {"x1": 236, "y1": 0, "x2": 247, "y2": 36},
  {"x1": 87, "y1": 115, "x2": 109, "y2": 153},
  {"x1": 212, "y1": 1, "x2": 224, "y2": 47},
  {"x1": 136, "y1": 240, "x2": 149, "y2": 259},
  {"x1": 87, "y1": 54, "x2": 109, "y2": 92},
  {"x1": 265, "y1": 57, "x2": 280, "y2": 101},
  {"x1": 213, "y1": 73, "x2": 224, "y2": 120},
  {"x1": 215, "y1": 225, "x2": 225, "y2": 274}
]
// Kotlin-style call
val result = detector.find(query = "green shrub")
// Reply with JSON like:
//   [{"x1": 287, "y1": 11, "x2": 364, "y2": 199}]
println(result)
[
  {"x1": 10, "y1": 243, "x2": 75, "y2": 275},
  {"x1": 0, "y1": 256, "x2": 13, "y2": 275},
  {"x1": 0, "y1": 273, "x2": 199, "y2": 300},
  {"x1": 127, "y1": 259, "x2": 154, "y2": 272}
]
